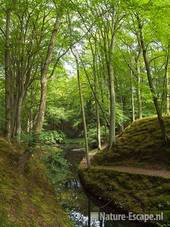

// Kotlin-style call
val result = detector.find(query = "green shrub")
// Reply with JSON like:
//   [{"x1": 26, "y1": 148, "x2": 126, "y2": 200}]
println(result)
[
  {"x1": 39, "y1": 130, "x2": 66, "y2": 144},
  {"x1": 21, "y1": 130, "x2": 66, "y2": 145}
]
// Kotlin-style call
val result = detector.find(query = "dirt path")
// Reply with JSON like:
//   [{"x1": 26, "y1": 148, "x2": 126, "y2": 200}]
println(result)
[
  {"x1": 90, "y1": 165, "x2": 170, "y2": 179},
  {"x1": 80, "y1": 150, "x2": 170, "y2": 179}
]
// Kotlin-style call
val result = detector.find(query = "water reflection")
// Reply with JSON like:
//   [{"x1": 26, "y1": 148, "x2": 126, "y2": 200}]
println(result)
[
  {"x1": 68, "y1": 196, "x2": 155, "y2": 227},
  {"x1": 65, "y1": 178, "x2": 81, "y2": 190},
  {"x1": 70, "y1": 210, "x2": 100, "y2": 227}
]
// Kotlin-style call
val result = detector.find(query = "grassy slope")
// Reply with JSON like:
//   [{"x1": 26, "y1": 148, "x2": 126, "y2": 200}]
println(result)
[
  {"x1": 79, "y1": 116, "x2": 170, "y2": 224},
  {"x1": 93, "y1": 116, "x2": 170, "y2": 169},
  {"x1": 0, "y1": 137, "x2": 71, "y2": 227}
]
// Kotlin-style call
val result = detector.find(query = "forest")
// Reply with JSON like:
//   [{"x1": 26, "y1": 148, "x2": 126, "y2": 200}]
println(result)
[{"x1": 0, "y1": 0, "x2": 170, "y2": 226}]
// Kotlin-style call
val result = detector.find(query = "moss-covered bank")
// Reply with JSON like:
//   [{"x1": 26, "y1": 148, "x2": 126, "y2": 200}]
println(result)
[
  {"x1": 0, "y1": 137, "x2": 71, "y2": 226},
  {"x1": 79, "y1": 167, "x2": 170, "y2": 224},
  {"x1": 93, "y1": 116, "x2": 170, "y2": 169},
  {"x1": 79, "y1": 116, "x2": 170, "y2": 225}
]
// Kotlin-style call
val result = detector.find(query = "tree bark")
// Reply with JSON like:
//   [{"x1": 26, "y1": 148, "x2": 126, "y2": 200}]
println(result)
[
  {"x1": 166, "y1": 70, "x2": 170, "y2": 114},
  {"x1": 76, "y1": 58, "x2": 90, "y2": 167},
  {"x1": 164, "y1": 49, "x2": 170, "y2": 114},
  {"x1": 4, "y1": 9, "x2": 12, "y2": 140},
  {"x1": 14, "y1": 92, "x2": 25, "y2": 142},
  {"x1": 130, "y1": 70, "x2": 135, "y2": 122},
  {"x1": 108, "y1": 63, "x2": 116, "y2": 150},
  {"x1": 137, "y1": 15, "x2": 168, "y2": 144},
  {"x1": 95, "y1": 76, "x2": 102, "y2": 150},
  {"x1": 34, "y1": 17, "x2": 59, "y2": 134},
  {"x1": 91, "y1": 41, "x2": 102, "y2": 150},
  {"x1": 136, "y1": 63, "x2": 142, "y2": 119},
  {"x1": 120, "y1": 96, "x2": 124, "y2": 131}
]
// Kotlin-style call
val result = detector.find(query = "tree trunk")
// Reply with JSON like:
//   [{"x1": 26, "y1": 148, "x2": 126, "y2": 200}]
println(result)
[
  {"x1": 76, "y1": 58, "x2": 90, "y2": 167},
  {"x1": 4, "y1": 9, "x2": 12, "y2": 140},
  {"x1": 14, "y1": 93, "x2": 25, "y2": 142},
  {"x1": 108, "y1": 63, "x2": 116, "y2": 150},
  {"x1": 92, "y1": 45, "x2": 102, "y2": 150},
  {"x1": 136, "y1": 63, "x2": 142, "y2": 119},
  {"x1": 120, "y1": 96, "x2": 124, "y2": 132},
  {"x1": 130, "y1": 70, "x2": 135, "y2": 122},
  {"x1": 166, "y1": 70, "x2": 170, "y2": 114},
  {"x1": 95, "y1": 95, "x2": 102, "y2": 150},
  {"x1": 137, "y1": 15, "x2": 168, "y2": 144},
  {"x1": 34, "y1": 17, "x2": 59, "y2": 134},
  {"x1": 34, "y1": 76, "x2": 48, "y2": 133},
  {"x1": 165, "y1": 50, "x2": 170, "y2": 114}
]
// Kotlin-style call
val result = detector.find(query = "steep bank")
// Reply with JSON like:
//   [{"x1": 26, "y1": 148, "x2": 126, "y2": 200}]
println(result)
[
  {"x1": 79, "y1": 116, "x2": 170, "y2": 225},
  {"x1": 93, "y1": 116, "x2": 170, "y2": 169},
  {"x1": 0, "y1": 137, "x2": 71, "y2": 226}
]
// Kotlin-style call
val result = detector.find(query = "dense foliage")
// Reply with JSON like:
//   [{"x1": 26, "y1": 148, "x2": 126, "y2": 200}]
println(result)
[
  {"x1": 43, "y1": 148, "x2": 70, "y2": 190},
  {"x1": 0, "y1": 0, "x2": 169, "y2": 149}
]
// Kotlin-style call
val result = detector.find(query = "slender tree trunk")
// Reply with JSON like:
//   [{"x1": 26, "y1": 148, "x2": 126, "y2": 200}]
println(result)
[
  {"x1": 136, "y1": 63, "x2": 142, "y2": 119},
  {"x1": 4, "y1": 9, "x2": 12, "y2": 140},
  {"x1": 165, "y1": 50, "x2": 170, "y2": 114},
  {"x1": 108, "y1": 63, "x2": 116, "y2": 149},
  {"x1": 92, "y1": 45, "x2": 102, "y2": 150},
  {"x1": 95, "y1": 94, "x2": 102, "y2": 150},
  {"x1": 166, "y1": 70, "x2": 170, "y2": 114},
  {"x1": 137, "y1": 15, "x2": 168, "y2": 144},
  {"x1": 160, "y1": 47, "x2": 169, "y2": 114},
  {"x1": 34, "y1": 76, "x2": 48, "y2": 133},
  {"x1": 76, "y1": 58, "x2": 90, "y2": 167},
  {"x1": 80, "y1": 56, "x2": 110, "y2": 128},
  {"x1": 34, "y1": 17, "x2": 59, "y2": 134},
  {"x1": 120, "y1": 96, "x2": 124, "y2": 131},
  {"x1": 130, "y1": 70, "x2": 135, "y2": 122},
  {"x1": 14, "y1": 93, "x2": 25, "y2": 142}
]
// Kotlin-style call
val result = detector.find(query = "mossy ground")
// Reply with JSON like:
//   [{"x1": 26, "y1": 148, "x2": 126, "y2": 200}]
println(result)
[
  {"x1": 79, "y1": 116, "x2": 170, "y2": 225},
  {"x1": 0, "y1": 137, "x2": 71, "y2": 226},
  {"x1": 93, "y1": 116, "x2": 170, "y2": 169},
  {"x1": 79, "y1": 168, "x2": 170, "y2": 224}
]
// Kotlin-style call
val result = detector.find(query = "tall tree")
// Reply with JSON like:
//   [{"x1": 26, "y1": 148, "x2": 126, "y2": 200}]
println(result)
[
  {"x1": 34, "y1": 16, "x2": 61, "y2": 134},
  {"x1": 4, "y1": 5, "x2": 11, "y2": 140},
  {"x1": 136, "y1": 14, "x2": 168, "y2": 144}
]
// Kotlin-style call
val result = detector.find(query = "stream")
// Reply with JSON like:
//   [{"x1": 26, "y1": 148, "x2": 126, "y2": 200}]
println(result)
[{"x1": 57, "y1": 141, "x2": 156, "y2": 227}]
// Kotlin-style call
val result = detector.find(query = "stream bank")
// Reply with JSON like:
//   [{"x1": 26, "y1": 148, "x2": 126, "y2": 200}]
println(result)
[{"x1": 56, "y1": 139, "x2": 160, "y2": 227}]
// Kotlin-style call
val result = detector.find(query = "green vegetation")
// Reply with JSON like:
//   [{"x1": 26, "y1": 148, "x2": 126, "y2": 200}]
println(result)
[
  {"x1": 79, "y1": 167, "x2": 170, "y2": 224},
  {"x1": 43, "y1": 147, "x2": 70, "y2": 190},
  {"x1": 79, "y1": 116, "x2": 170, "y2": 225},
  {"x1": 39, "y1": 130, "x2": 66, "y2": 145},
  {"x1": 0, "y1": 0, "x2": 169, "y2": 225},
  {"x1": 0, "y1": 138, "x2": 71, "y2": 226},
  {"x1": 0, "y1": 0, "x2": 169, "y2": 150},
  {"x1": 0, "y1": 212, "x2": 17, "y2": 227}
]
